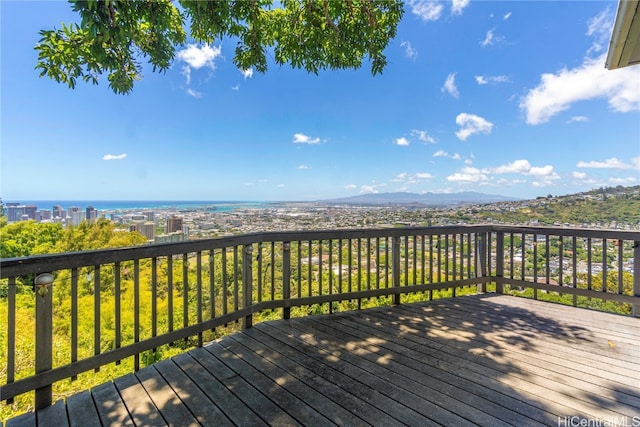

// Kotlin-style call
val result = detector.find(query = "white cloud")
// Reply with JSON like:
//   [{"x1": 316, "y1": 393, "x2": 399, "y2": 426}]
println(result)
[
  {"x1": 586, "y1": 8, "x2": 614, "y2": 55},
  {"x1": 293, "y1": 133, "x2": 321, "y2": 144},
  {"x1": 344, "y1": 184, "x2": 357, "y2": 190},
  {"x1": 480, "y1": 28, "x2": 498, "y2": 47},
  {"x1": 572, "y1": 171, "x2": 588, "y2": 179},
  {"x1": 400, "y1": 41, "x2": 418, "y2": 60},
  {"x1": 103, "y1": 153, "x2": 127, "y2": 161},
  {"x1": 231, "y1": 85, "x2": 240, "y2": 91},
  {"x1": 241, "y1": 68, "x2": 254, "y2": 79},
  {"x1": 490, "y1": 159, "x2": 556, "y2": 178},
  {"x1": 455, "y1": 113, "x2": 494, "y2": 140},
  {"x1": 433, "y1": 150, "x2": 448, "y2": 157},
  {"x1": 632, "y1": 157, "x2": 640, "y2": 170},
  {"x1": 442, "y1": 72, "x2": 459, "y2": 98},
  {"x1": 576, "y1": 157, "x2": 632, "y2": 169},
  {"x1": 410, "y1": 129, "x2": 436, "y2": 143},
  {"x1": 395, "y1": 137, "x2": 410, "y2": 146},
  {"x1": 609, "y1": 177, "x2": 638, "y2": 185},
  {"x1": 360, "y1": 185, "x2": 379, "y2": 194},
  {"x1": 409, "y1": 0, "x2": 444, "y2": 22},
  {"x1": 297, "y1": 165, "x2": 309, "y2": 170},
  {"x1": 447, "y1": 167, "x2": 489, "y2": 183},
  {"x1": 521, "y1": 53, "x2": 640, "y2": 125},
  {"x1": 475, "y1": 74, "x2": 510, "y2": 85},
  {"x1": 451, "y1": 0, "x2": 470, "y2": 16},
  {"x1": 503, "y1": 12, "x2": 512, "y2": 20},
  {"x1": 567, "y1": 116, "x2": 588, "y2": 123},
  {"x1": 186, "y1": 88, "x2": 202, "y2": 98},
  {"x1": 176, "y1": 44, "x2": 222, "y2": 70},
  {"x1": 416, "y1": 172, "x2": 433, "y2": 179}
]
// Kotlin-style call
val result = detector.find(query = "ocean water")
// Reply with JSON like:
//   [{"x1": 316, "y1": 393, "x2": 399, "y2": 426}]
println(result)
[{"x1": 4, "y1": 200, "x2": 276, "y2": 213}]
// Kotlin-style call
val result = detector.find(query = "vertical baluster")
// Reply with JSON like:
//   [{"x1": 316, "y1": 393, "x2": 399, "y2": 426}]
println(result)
[
  {"x1": 392, "y1": 236, "x2": 401, "y2": 305},
  {"x1": 233, "y1": 246, "x2": 239, "y2": 313},
  {"x1": 545, "y1": 235, "x2": 550, "y2": 285},
  {"x1": 421, "y1": 235, "x2": 426, "y2": 285},
  {"x1": 319, "y1": 240, "x2": 323, "y2": 297},
  {"x1": 196, "y1": 251, "x2": 203, "y2": 347},
  {"x1": 521, "y1": 233, "x2": 526, "y2": 282},
  {"x1": 297, "y1": 241, "x2": 302, "y2": 299},
  {"x1": 452, "y1": 234, "x2": 457, "y2": 284},
  {"x1": 134, "y1": 259, "x2": 140, "y2": 371},
  {"x1": 270, "y1": 242, "x2": 276, "y2": 301},
  {"x1": 467, "y1": 233, "x2": 472, "y2": 279},
  {"x1": 437, "y1": 234, "x2": 442, "y2": 283},
  {"x1": 71, "y1": 268, "x2": 79, "y2": 372},
  {"x1": 429, "y1": 235, "x2": 433, "y2": 286},
  {"x1": 182, "y1": 254, "x2": 188, "y2": 332},
  {"x1": 602, "y1": 239, "x2": 608, "y2": 293},
  {"x1": 6, "y1": 277, "x2": 16, "y2": 404},
  {"x1": 533, "y1": 235, "x2": 538, "y2": 300},
  {"x1": 283, "y1": 242, "x2": 291, "y2": 319},
  {"x1": 257, "y1": 243, "x2": 263, "y2": 302},
  {"x1": 618, "y1": 240, "x2": 624, "y2": 296},
  {"x1": 495, "y1": 232, "x2": 504, "y2": 294},
  {"x1": 509, "y1": 232, "x2": 514, "y2": 279},
  {"x1": 412, "y1": 236, "x2": 417, "y2": 287},
  {"x1": 559, "y1": 236, "x2": 564, "y2": 287},
  {"x1": 338, "y1": 239, "x2": 343, "y2": 294},
  {"x1": 384, "y1": 237, "x2": 389, "y2": 289},
  {"x1": 573, "y1": 236, "x2": 578, "y2": 306},
  {"x1": 329, "y1": 240, "x2": 333, "y2": 313},
  {"x1": 112, "y1": 263, "x2": 121, "y2": 365},
  {"x1": 243, "y1": 244, "x2": 254, "y2": 329},
  {"x1": 444, "y1": 234, "x2": 449, "y2": 284},
  {"x1": 377, "y1": 237, "x2": 381, "y2": 290},
  {"x1": 633, "y1": 241, "x2": 640, "y2": 317},
  {"x1": 367, "y1": 237, "x2": 372, "y2": 291},
  {"x1": 587, "y1": 238, "x2": 592, "y2": 292},
  {"x1": 94, "y1": 265, "x2": 101, "y2": 371},
  {"x1": 308, "y1": 241, "x2": 313, "y2": 297},
  {"x1": 222, "y1": 248, "x2": 228, "y2": 316},
  {"x1": 151, "y1": 258, "x2": 158, "y2": 342},
  {"x1": 209, "y1": 250, "x2": 215, "y2": 320},
  {"x1": 167, "y1": 256, "x2": 174, "y2": 333},
  {"x1": 347, "y1": 239, "x2": 353, "y2": 293}
]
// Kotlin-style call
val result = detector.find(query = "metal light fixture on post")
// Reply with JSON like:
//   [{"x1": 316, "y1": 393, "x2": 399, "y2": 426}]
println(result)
[{"x1": 34, "y1": 272, "x2": 54, "y2": 296}]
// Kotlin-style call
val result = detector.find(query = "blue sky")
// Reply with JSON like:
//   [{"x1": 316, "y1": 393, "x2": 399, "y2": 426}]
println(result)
[{"x1": 2, "y1": 1, "x2": 639, "y2": 202}]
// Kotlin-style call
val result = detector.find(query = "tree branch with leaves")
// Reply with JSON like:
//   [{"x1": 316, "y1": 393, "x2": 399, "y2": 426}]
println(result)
[{"x1": 35, "y1": 0, "x2": 404, "y2": 94}]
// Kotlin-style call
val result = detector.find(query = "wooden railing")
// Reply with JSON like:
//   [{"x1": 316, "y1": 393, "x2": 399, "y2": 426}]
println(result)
[{"x1": 1, "y1": 225, "x2": 639, "y2": 410}]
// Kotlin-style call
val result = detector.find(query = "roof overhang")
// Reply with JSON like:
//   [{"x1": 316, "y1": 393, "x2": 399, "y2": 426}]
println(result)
[{"x1": 606, "y1": 0, "x2": 640, "y2": 69}]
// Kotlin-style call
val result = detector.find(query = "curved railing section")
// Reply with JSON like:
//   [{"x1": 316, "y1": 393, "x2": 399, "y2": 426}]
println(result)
[{"x1": 1, "y1": 225, "x2": 639, "y2": 410}]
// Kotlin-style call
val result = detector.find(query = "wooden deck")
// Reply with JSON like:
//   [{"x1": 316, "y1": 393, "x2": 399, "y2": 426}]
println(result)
[{"x1": 5, "y1": 294, "x2": 640, "y2": 426}]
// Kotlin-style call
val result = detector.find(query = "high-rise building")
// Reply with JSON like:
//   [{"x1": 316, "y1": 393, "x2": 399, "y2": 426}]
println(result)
[
  {"x1": 143, "y1": 211, "x2": 155, "y2": 221},
  {"x1": 165, "y1": 215, "x2": 183, "y2": 233},
  {"x1": 36, "y1": 210, "x2": 52, "y2": 221},
  {"x1": 68, "y1": 207, "x2": 84, "y2": 226},
  {"x1": 143, "y1": 222, "x2": 155, "y2": 241},
  {"x1": 53, "y1": 205, "x2": 64, "y2": 219},
  {"x1": 24, "y1": 205, "x2": 37, "y2": 220},
  {"x1": 6, "y1": 203, "x2": 20, "y2": 222},
  {"x1": 86, "y1": 206, "x2": 97, "y2": 221}
]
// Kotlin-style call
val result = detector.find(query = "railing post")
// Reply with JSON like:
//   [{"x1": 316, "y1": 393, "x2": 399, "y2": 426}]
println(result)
[
  {"x1": 243, "y1": 244, "x2": 253, "y2": 329},
  {"x1": 282, "y1": 242, "x2": 291, "y2": 319},
  {"x1": 476, "y1": 232, "x2": 487, "y2": 293},
  {"x1": 392, "y1": 236, "x2": 401, "y2": 305},
  {"x1": 633, "y1": 241, "x2": 640, "y2": 317},
  {"x1": 495, "y1": 231, "x2": 504, "y2": 294},
  {"x1": 34, "y1": 275, "x2": 53, "y2": 409}
]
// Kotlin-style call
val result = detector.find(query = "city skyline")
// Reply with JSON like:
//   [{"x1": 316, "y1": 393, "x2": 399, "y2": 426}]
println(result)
[{"x1": 2, "y1": 1, "x2": 639, "y2": 202}]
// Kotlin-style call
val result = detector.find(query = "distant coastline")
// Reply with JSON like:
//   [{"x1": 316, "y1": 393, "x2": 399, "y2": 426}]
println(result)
[{"x1": 3, "y1": 200, "x2": 278, "y2": 213}]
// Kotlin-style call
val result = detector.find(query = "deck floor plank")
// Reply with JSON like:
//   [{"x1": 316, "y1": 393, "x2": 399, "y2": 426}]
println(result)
[
  {"x1": 134, "y1": 365, "x2": 200, "y2": 427},
  {"x1": 7, "y1": 294, "x2": 640, "y2": 427},
  {"x1": 114, "y1": 373, "x2": 166, "y2": 426},
  {"x1": 152, "y1": 357, "x2": 234, "y2": 427},
  {"x1": 65, "y1": 390, "x2": 101, "y2": 427}
]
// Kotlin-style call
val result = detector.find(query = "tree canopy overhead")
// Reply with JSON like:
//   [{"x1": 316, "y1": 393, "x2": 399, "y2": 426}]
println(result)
[{"x1": 35, "y1": 0, "x2": 404, "y2": 94}]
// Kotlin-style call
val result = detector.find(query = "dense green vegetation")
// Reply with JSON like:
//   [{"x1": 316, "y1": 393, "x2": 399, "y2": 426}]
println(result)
[{"x1": 475, "y1": 186, "x2": 640, "y2": 226}]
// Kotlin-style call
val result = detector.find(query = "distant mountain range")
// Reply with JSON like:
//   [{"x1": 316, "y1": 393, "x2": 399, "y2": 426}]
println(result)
[{"x1": 318, "y1": 191, "x2": 519, "y2": 207}]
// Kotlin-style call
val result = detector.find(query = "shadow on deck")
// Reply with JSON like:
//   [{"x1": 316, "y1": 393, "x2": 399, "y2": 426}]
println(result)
[{"x1": 6, "y1": 294, "x2": 640, "y2": 426}]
